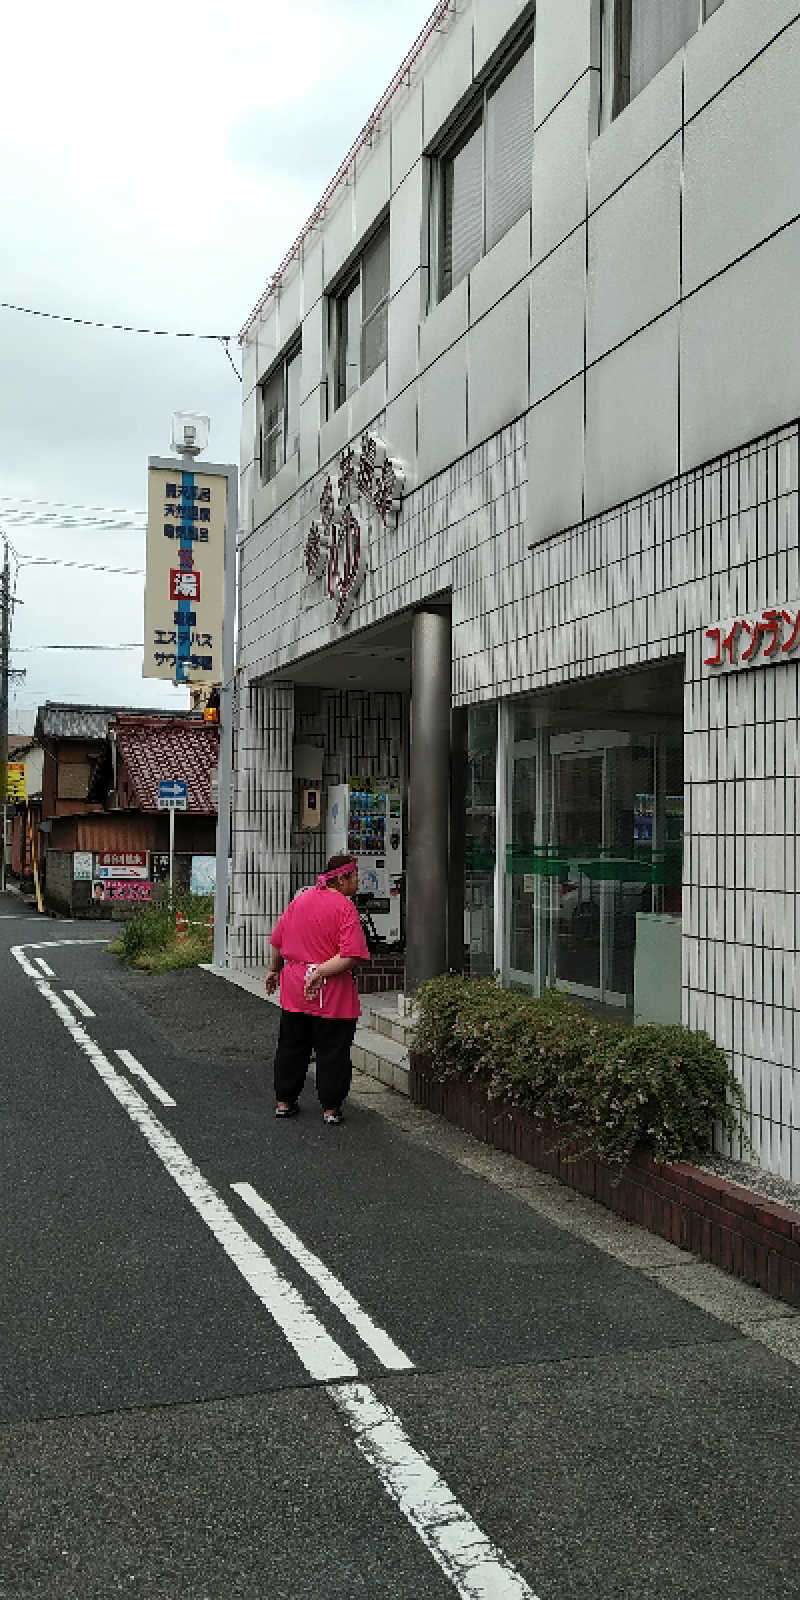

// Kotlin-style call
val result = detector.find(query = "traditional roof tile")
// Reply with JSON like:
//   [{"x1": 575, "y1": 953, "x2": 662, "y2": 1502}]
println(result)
[{"x1": 112, "y1": 716, "x2": 219, "y2": 815}]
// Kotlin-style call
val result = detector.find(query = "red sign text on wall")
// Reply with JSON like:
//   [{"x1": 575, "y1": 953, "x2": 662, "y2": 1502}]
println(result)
[{"x1": 704, "y1": 604, "x2": 800, "y2": 672}]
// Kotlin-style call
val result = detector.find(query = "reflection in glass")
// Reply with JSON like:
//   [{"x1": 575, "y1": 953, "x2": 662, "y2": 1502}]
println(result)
[{"x1": 465, "y1": 706, "x2": 496, "y2": 976}]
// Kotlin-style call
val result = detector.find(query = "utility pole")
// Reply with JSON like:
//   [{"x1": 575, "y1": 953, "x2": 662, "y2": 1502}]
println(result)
[{"x1": 1, "y1": 538, "x2": 9, "y2": 892}]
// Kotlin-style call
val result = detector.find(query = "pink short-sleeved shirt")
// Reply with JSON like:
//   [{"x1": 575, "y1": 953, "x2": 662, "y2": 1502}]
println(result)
[{"x1": 270, "y1": 887, "x2": 370, "y2": 1019}]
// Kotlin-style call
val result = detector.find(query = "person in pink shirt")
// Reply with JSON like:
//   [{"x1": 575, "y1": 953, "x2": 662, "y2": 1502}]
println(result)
[{"x1": 265, "y1": 854, "x2": 371, "y2": 1124}]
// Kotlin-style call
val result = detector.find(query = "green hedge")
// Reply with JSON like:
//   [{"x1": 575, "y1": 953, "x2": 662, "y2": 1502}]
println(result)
[{"x1": 411, "y1": 975, "x2": 745, "y2": 1169}]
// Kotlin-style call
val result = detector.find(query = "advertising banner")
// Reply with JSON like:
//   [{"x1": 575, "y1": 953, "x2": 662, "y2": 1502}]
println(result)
[
  {"x1": 144, "y1": 463, "x2": 227, "y2": 685},
  {"x1": 6, "y1": 762, "x2": 26, "y2": 801},
  {"x1": 96, "y1": 851, "x2": 148, "y2": 880},
  {"x1": 92, "y1": 880, "x2": 154, "y2": 903}
]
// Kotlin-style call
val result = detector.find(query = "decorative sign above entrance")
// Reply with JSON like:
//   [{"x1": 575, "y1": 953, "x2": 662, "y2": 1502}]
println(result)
[
  {"x1": 703, "y1": 602, "x2": 800, "y2": 673},
  {"x1": 304, "y1": 433, "x2": 404, "y2": 624}
]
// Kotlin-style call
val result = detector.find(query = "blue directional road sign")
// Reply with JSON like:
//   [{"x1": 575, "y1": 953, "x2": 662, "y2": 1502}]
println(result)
[{"x1": 158, "y1": 778, "x2": 188, "y2": 811}]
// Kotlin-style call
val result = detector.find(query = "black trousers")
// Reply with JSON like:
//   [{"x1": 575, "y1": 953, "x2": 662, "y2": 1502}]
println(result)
[{"x1": 273, "y1": 1010, "x2": 357, "y2": 1109}]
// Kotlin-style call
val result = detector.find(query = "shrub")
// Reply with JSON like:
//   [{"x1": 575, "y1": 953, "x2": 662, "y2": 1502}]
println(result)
[{"x1": 412, "y1": 975, "x2": 744, "y2": 1169}]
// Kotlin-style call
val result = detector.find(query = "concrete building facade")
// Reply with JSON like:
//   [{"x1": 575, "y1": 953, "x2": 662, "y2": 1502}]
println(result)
[{"x1": 231, "y1": 0, "x2": 800, "y2": 1178}]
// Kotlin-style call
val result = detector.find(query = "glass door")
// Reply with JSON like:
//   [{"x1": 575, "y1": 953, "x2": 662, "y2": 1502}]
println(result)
[
  {"x1": 550, "y1": 749, "x2": 605, "y2": 997},
  {"x1": 549, "y1": 733, "x2": 656, "y2": 1010},
  {"x1": 506, "y1": 740, "x2": 539, "y2": 986}
]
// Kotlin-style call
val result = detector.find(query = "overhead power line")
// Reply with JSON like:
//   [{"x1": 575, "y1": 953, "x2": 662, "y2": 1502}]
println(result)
[
  {"x1": 0, "y1": 299, "x2": 233, "y2": 342},
  {"x1": 12, "y1": 642, "x2": 144, "y2": 652},
  {"x1": 0, "y1": 495, "x2": 146, "y2": 516},
  {"x1": 16, "y1": 557, "x2": 144, "y2": 576},
  {"x1": 0, "y1": 300, "x2": 242, "y2": 380}
]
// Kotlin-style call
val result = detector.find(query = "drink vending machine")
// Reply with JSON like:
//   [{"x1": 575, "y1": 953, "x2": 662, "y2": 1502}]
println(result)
[{"x1": 326, "y1": 778, "x2": 403, "y2": 944}]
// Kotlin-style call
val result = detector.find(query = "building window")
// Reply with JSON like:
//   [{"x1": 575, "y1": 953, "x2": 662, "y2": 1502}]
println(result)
[
  {"x1": 259, "y1": 341, "x2": 302, "y2": 484},
  {"x1": 436, "y1": 30, "x2": 534, "y2": 302},
  {"x1": 602, "y1": 0, "x2": 726, "y2": 125},
  {"x1": 330, "y1": 220, "x2": 390, "y2": 413}
]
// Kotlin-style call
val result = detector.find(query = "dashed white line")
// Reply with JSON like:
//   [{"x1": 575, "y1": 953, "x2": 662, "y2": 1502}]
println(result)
[
  {"x1": 115, "y1": 1049, "x2": 176, "y2": 1109},
  {"x1": 64, "y1": 989, "x2": 95, "y2": 1019},
  {"x1": 34, "y1": 957, "x2": 56, "y2": 977},
  {"x1": 232, "y1": 1182, "x2": 413, "y2": 1372},
  {"x1": 11, "y1": 946, "x2": 356, "y2": 1382},
  {"x1": 11, "y1": 940, "x2": 540, "y2": 1600}
]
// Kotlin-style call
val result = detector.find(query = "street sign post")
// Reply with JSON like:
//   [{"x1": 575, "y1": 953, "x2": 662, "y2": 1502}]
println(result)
[{"x1": 158, "y1": 780, "x2": 188, "y2": 895}]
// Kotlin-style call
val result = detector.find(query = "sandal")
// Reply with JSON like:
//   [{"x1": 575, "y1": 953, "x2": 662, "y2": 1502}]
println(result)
[
  {"x1": 323, "y1": 1108, "x2": 343, "y2": 1125},
  {"x1": 275, "y1": 1102, "x2": 299, "y2": 1118}
]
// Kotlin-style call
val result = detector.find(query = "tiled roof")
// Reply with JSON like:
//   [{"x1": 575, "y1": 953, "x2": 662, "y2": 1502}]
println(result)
[
  {"x1": 113, "y1": 716, "x2": 219, "y2": 815},
  {"x1": 36, "y1": 702, "x2": 192, "y2": 742}
]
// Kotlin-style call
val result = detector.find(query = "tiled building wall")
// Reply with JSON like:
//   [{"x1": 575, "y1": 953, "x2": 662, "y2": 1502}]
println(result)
[
  {"x1": 289, "y1": 690, "x2": 406, "y2": 898},
  {"x1": 230, "y1": 684, "x2": 406, "y2": 967},
  {"x1": 236, "y1": 415, "x2": 800, "y2": 1175},
  {"x1": 230, "y1": 680, "x2": 293, "y2": 970}
]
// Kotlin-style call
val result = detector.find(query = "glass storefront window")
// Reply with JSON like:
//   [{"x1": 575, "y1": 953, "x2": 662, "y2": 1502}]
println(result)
[
  {"x1": 465, "y1": 706, "x2": 496, "y2": 976},
  {"x1": 503, "y1": 670, "x2": 684, "y2": 1020}
]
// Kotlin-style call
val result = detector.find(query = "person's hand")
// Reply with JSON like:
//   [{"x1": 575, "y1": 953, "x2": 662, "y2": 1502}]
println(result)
[
  {"x1": 303, "y1": 964, "x2": 325, "y2": 1000},
  {"x1": 265, "y1": 971, "x2": 280, "y2": 995}
]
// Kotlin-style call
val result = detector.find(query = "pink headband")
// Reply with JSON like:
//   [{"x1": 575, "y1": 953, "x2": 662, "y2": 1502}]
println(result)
[{"x1": 316, "y1": 860, "x2": 357, "y2": 888}]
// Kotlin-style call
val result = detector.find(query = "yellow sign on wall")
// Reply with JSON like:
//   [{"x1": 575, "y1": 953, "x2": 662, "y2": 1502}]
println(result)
[{"x1": 6, "y1": 762, "x2": 26, "y2": 800}]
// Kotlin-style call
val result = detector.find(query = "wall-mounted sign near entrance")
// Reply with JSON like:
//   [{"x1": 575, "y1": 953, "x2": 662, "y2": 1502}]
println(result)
[
  {"x1": 703, "y1": 602, "x2": 800, "y2": 673},
  {"x1": 304, "y1": 433, "x2": 404, "y2": 624}
]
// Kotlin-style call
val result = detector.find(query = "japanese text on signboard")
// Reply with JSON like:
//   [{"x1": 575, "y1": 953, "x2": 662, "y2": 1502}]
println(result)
[
  {"x1": 704, "y1": 603, "x2": 800, "y2": 672},
  {"x1": 144, "y1": 466, "x2": 226, "y2": 685}
]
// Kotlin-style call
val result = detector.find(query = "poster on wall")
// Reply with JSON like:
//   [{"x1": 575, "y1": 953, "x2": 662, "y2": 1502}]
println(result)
[
  {"x1": 96, "y1": 851, "x2": 149, "y2": 881},
  {"x1": 92, "y1": 881, "x2": 154, "y2": 903},
  {"x1": 73, "y1": 852, "x2": 93, "y2": 881},
  {"x1": 190, "y1": 855, "x2": 216, "y2": 895}
]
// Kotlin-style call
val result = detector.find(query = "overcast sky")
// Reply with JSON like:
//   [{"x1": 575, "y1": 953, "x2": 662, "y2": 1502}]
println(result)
[{"x1": 0, "y1": 0, "x2": 435, "y2": 732}]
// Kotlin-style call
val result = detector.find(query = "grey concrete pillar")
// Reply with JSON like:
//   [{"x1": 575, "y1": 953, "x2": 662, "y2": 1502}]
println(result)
[{"x1": 405, "y1": 609, "x2": 451, "y2": 992}]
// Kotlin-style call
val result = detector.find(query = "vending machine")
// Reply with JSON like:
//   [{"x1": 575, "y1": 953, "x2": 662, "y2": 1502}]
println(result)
[{"x1": 326, "y1": 777, "x2": 403, "y2": 944}]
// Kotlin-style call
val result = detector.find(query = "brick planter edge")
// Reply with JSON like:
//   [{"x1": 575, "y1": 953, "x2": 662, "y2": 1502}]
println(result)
[{"x1": 410, "y1": 1053, "x2": 800, "y2": 1311}]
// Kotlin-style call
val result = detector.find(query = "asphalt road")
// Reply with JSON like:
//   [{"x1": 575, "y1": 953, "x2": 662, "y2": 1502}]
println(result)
[{"x1": 2, "y1": 891, "x2": 800, "y2": 1599}]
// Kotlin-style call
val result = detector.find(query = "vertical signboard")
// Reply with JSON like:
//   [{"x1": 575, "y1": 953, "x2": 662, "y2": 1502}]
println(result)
[{"x1": 144, "y1": 463, "x2": 227, "y2": 685}]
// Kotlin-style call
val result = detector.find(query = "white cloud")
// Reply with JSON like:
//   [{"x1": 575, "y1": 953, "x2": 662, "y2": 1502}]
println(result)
[{"x1": 0, "y1": 0, "x2": 435, "y2": 729}]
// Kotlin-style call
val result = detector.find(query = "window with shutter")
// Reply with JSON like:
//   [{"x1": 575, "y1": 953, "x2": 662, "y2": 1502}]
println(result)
[
  {"x1": 441, "y1": 118, "x2": 483, "y2": 299},
  {"x1": 434, "y1": 21, "x2": 534, "y2": 305},
  {"x1": 486, "y1": 41, "x2": 534, "y2": 253},
  {"x1": 361, "y1": 223, "x2": 390, "y2": 382},
  {"x1": 330, "y1": 219, "x2": 390, "y2": 413},
  {"x1": 604, "y1": 1, "x2": 723, "y2": 121},
  {"x1": 630, "y1": 0, "x2": 698, "y2": 99},
  {"x1": 261, "y1": 364, "x2": 284, "y2": 483},
  {"x1": 285, "y1": 346, "x2": 302, "y2": 460},
  {"x1": 259, "y1": 340, "x2": 303, "y2": 483}
]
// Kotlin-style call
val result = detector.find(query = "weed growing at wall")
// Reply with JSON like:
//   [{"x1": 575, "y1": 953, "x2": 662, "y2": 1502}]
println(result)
[
  {"x1": 108, "y1": 894, "x2": 214, "y2": 973},
  {"x1": 412, "y1": 976, "x2": 745, "y2": 1168}
]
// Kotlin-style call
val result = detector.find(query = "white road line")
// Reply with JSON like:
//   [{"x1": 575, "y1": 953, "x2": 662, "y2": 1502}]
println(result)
[
  {"x1": 34, "y1": 957, "x2": 56, "y2": 977},
  {"x1": 329, "y1": 1382, "x2": 539, "y2": 1600},
  {"x1": 232, "y1": 1182, "x2": 413, "y2": 1372},
  {"x1": 12, "y1": 942, "x2": 540, "y2": 1600},
  {"x1": 64, "y1": 990, "x2": 95, "y2": 1019},
  {"x1": 10, "y1": 945, "x2": 357, "y2": 1383},
  {"x1": 115, "y1": 1049, "x2": 176, "y2": 1109}
]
